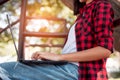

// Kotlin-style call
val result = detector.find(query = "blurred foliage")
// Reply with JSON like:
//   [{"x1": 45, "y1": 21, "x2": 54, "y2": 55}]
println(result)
[
  {"x1": 26, "y1": 0, "x2": 76, "y2": 23},
  {"x1": 0, "y1": 41, "x2": 16, "y2": 56},
  {"x1": 0, "y1": 0, "x2": 21, "y2": 15},
  {"x1": 0, "y1": 0, "x2": 20, "y2": 44},
  {"x1": 0, "y1": 30, "x2": 12, "y2": 43}
]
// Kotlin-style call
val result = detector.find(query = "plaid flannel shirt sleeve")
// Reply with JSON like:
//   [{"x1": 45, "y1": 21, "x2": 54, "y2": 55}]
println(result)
[{"x1": 94, "y1": 1, "x2": 114, "y2": 53}]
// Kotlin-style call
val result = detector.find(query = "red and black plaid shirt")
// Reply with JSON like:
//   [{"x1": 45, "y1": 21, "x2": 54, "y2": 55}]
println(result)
[{"x1": 75, "y1": 0, "x2": 114, "y2": 80}]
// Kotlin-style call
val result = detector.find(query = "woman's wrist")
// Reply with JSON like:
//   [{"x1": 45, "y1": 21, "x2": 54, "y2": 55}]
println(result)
[{"x1": 59, "y1": 54, "x2": 65, "y2": 61}]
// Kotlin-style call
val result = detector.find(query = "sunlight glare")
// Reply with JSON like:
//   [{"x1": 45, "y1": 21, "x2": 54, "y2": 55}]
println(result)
[{"x1": 26, "y1": 19, "x2": 49, "y2": 32}]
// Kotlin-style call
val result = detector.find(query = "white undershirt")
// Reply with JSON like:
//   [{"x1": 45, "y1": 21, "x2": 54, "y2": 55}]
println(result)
[{"x1": 62, "y1": 23, "x2": 78, "y2": 66}]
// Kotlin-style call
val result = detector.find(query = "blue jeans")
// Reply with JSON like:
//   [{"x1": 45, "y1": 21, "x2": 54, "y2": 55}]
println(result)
[{"x1": 0, "y1": 62, "x2": 78, "y2": 80}]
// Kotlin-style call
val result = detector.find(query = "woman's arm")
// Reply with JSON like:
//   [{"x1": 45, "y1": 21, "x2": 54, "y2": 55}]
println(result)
[
  {"x1": 31, "y1": 46, "x2": 111, "y2": 62},
  {"x1": 60, "y1": 46, "x2": 111, "y2": 62}
]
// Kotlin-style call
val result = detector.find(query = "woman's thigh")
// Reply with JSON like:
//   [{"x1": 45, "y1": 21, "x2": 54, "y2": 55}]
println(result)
[{"x1": 0, "y1": 62, "x2": 78, "y2": 80}]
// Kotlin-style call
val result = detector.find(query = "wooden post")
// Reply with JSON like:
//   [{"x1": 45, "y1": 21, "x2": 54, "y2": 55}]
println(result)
[{"x1": 18, "y1": 0, "x2": 27, "y2": 60}]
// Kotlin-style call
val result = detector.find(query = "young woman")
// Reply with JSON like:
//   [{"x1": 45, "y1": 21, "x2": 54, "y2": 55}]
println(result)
[{"x1": 0, "y1": 0, "x2": 114, "y2": 80}]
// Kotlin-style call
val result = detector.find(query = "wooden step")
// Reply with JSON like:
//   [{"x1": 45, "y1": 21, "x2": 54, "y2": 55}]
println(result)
[
  {"x1": 23, "y1": 32, "x2": 67, "y2": 38},
  {"x1": 25, "y1": 44, "x2": 64, "y2": 47}
]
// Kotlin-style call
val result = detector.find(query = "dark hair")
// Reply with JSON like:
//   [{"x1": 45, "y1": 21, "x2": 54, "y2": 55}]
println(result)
[{"x1": 74, "y1": 0, "x2": 86, "y2": 15}]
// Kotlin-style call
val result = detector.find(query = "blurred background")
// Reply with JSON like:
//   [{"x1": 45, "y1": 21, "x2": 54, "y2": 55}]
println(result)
[{"x1": 0, "y1": 0, "x2": 120, "y2": 80}]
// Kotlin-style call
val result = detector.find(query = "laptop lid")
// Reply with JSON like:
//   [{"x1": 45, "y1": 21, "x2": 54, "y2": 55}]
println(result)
[{"x1": 6, "y1": 14, "x2": 20, "y2": 60}]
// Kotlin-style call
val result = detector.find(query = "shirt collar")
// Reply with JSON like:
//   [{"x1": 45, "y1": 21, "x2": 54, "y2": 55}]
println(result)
[
  {"x1": 77, "y1": 0, "x2": 100, "y2": 21},
  {"x1": 78, "y1": 0, "x2": 95, "y2": 14},
  {"x1": 83, "y1": 0, "x2": 97, "y2": 9}
]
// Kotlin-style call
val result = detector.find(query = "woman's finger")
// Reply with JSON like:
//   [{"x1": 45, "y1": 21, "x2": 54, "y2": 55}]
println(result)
[{"x1": 31, "y1": 52, "x2": 40, "y2": 60}]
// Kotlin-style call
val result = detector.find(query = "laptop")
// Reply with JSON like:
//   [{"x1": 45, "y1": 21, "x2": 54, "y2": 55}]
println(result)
[{"x1": 6, "y1": 15, "x2": 68, "y2": 65}]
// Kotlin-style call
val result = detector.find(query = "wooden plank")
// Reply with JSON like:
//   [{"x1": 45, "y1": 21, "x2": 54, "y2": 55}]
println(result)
[
  {"x1": 0, "y1": 0, "x2": 9, "y2": 5},
  {"x1": 23, "y1": 32, "x2": 67, "y2": 38},
  {"x1": 25, "y1": 44, "x2": 64, "y2": 47},
  {"x1": 0, "y1": 19, "x2": 19, "y2": 34},
  {"x1": 26, "y1": 16, "x2": 66, "y2": 22}
]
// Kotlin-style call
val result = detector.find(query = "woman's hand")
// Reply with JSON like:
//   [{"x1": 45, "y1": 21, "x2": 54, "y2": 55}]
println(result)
[{"x1": 31, "y1": 52, "x2": 62, "y2": 61}]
